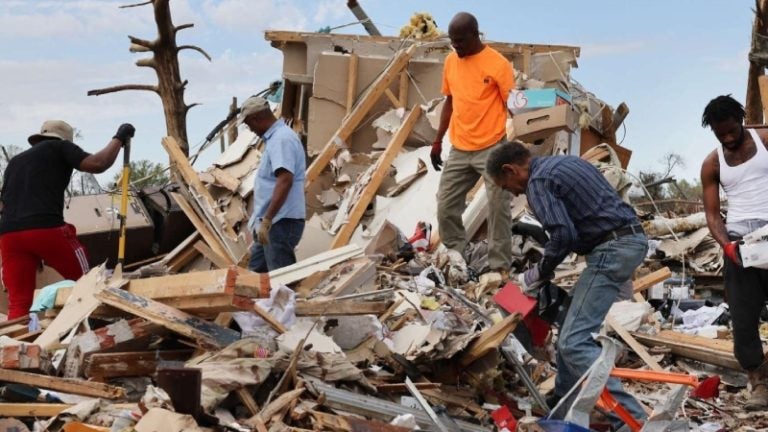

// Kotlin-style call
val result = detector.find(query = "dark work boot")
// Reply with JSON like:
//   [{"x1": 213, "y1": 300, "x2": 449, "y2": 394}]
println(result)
[{"x1": 746, "y1": 368, "x2": 768, "y2": 411}]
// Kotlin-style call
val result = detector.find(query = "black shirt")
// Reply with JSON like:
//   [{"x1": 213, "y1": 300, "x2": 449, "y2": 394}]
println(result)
[{"x1": 0, "y1": 139, "x2": 90, "y2": 234}]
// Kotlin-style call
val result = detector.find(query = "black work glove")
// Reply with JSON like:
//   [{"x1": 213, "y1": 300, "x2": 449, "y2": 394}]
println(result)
[
  {"x1": 430, "y1": 140, "x2": 443, "y2": 171},
  {"x1": 113, "y1": 123, "x2": 135, "y2": 145}
]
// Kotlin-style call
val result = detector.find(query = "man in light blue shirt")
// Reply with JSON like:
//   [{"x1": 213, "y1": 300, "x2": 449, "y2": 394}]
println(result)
[{"x1": 242, "y1": 96, "x2": 306, "y2": 272}]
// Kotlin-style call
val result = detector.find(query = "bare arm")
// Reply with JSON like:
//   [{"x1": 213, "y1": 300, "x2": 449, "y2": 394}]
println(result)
[
  {"x1": 79, "y1": 138, "x2": 123, "y2": 174},
  {"x1": 701, "y1": 151, "x2": 730, "y2": 246},
  {"x1": 263, "y1": 168, "x2": 294, "y2": 220},
  {"x1": 436, "y1": 95, "x2": 453, "y2": 142}
]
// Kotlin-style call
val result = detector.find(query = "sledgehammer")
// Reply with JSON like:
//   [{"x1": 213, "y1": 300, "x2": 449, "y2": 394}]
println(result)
[{"x1": 114, "y1": 136, "x2": 131, "y2": 279}]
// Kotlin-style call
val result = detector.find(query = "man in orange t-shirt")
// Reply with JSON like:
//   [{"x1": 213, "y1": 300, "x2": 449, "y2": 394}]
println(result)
[{"x1": 432, "y1": 12, "x2": 515, "y2": 275}]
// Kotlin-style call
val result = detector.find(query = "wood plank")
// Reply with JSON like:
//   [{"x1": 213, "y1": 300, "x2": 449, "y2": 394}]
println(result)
[
  {"x1": 55, "y1": 267, "x2": 241, "y2": 308},
  {"x1": 95, "y1": 287, "x2": 240, "y2": 350},
  {"x1": 305, "y1": 45, "x2": 416, "y2": 189},
  {"x1": 384, "y1": 88, "x2": 403, "y2": 109},
  {"x1": 632, "y1": 267, "x2": 672, "y2": 293},
  {"x1": 163, "y1": 231, "x2": 201, "y2": 271},
  {"x1": 194, "y1": 240, "x2": 232, "y2": 269},
  {"x1": 269, "y1": 244, "x2": 364, "y2": 287},
  {"x1": 34, "y1": 265, "x2": 112, "y2": 350},
  {"x1": 170, "y1": 191, "x2": 233, "y2": 264},
  {"x1": 0, "y1": 368, "x2": 124, "y2": 399},
  {"x1": 295, "y1": 300, "x2": 389, "y2": 316},
  {"x1": 163, "y1": 136, "x2": 237, "y2": 239},
  {"x1": 606, "y1": 316, "x2": 663, "y2": 372},
  {"x1": 345, "y1": 53, "x2": 359, "y2": 115},
  {"x1": 0, "y1": 403, "x2": 135, "y2": 418},
  {"x1": 632, "y1": 330, "x2": 740, "y2": 370},
  {"x1": 460, "y1": 313, "x2": 521, "y2": 366},
  {"x1": 330, "y1": 105, "x2": 422, "y2": 248},
  {"x1": 398, "y1": 70, "x2": 409, "y2": 108},
  {"x1": 84, "y1": 350, "x2": 193, "y2": 380}
]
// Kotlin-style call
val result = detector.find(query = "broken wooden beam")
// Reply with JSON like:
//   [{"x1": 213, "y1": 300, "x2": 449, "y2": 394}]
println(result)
[
  {"x1": 330, "y1": 105, "x2": 423, "y2": 248},
  {"x1": 34, "y1": 265, "x2": 114, "y2": 350},
  {"x1": 295, "y1": 300, "x2": 390, "y2": 316},
  {"x1": 460, "y1": 313, "x2": 521, "y2": 366},
  {"x1": 84, "y1": 349, "x2": 194, "y2": 381},
  {"x1": 0, "y1": 368, "x2": 124, "y2": 399},
  {"x1": 632, "y1": 330, "x2": 739, "y2": 370},
  {"x1": 55, "y1": 267, "x2": 269, "y2": 308},
  {"x1": 95, "y1": 287, "x2": 240, "y2": 351},
  {"x1": 632, "y1": 267, "x2": 672, "y2": 294},
  {"x1": 0, "y1": 403, "x2": 136, "y2": 418},
  {"x1": 305, "y1": 44, "x2": 416, "y2": 189},
  {"x1": 310, "y1": 410, "x2": 411, "y2": 432}
]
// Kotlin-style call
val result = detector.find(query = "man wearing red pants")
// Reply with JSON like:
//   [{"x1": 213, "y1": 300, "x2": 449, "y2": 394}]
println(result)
[{"x1": 0, "y1": 120, "x2": 134, "y2": 319}]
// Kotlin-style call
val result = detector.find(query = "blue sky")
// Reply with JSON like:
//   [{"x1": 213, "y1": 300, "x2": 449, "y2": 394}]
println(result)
[{"x1": 0, "y1": 0, "x2": 753, "y2": 184}]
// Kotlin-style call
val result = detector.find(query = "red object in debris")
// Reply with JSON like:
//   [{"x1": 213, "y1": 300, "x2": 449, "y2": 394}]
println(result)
[
  {"x1": 493, "y1": 282, "x2": 537, "y2": 317},
  {"x1": 691, "y1": 375, "x2": 721, "y2": 399},
  {"x1": 523, "y1": 314, "x2": 551, "y2": 347},
  {"x1": 407, "y1": 221, "x2": 432, "y2": 252},
  {"x1": 490, "y1": 405, "x2": 518, "y2": 431}
]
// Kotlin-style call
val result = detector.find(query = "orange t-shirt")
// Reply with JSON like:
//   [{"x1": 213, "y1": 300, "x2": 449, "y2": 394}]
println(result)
[{"x1": 441, "y1": 45, "x2": 515, "y2": 151}]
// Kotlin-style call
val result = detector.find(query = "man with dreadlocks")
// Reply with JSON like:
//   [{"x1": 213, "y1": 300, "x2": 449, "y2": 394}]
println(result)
[{"x1": 701, "y1": 94, "x2": 768, "y2": 409}]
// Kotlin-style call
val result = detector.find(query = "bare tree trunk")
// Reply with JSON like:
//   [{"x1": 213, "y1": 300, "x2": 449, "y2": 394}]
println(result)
[
  {"x1": 746, "y1": 0, "x2": 768, "y2": 124},
  {"x1": 88, "y1": 0, "x2": 211, "y2": 159}
]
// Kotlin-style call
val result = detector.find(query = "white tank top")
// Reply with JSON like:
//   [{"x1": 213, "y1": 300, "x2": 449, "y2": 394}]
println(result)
[{"x1": 717, "y1": 128, "x2": 768, "y2": 223}]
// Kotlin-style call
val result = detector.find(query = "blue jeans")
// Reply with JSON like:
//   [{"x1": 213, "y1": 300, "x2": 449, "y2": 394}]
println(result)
[
  {"x1": 248, "y1": 218, "x2": 305, "y2": 272},
  {"x1": 554, "y1": 233, "x2": 649, "y2": 423}
]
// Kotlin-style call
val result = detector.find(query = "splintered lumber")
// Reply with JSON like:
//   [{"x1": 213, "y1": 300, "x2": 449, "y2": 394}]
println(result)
[
  {"x1": 605, "y1": 316, "x2": 663, "y2": 372},
  {"x1": 305, "y1": 44, "x2": 416, "y2": 189},
  {"x1": 632, "y1": 267, "x2": 672, "y2": 294},
  {"x1": 246, "y1": 388, "x2": 305, "y2": 427},
  {"x1": 84, "y1": 350, "x2": 193, "y2": 380},
  {"x1": 0, "y1": 403, "x2": 136, "y2": 418},
  {"x1": 460, "y1": 313, "x2": 522, "y2": 366},
  {"x1": 632, "y1": 330, "x2": 739, "y2": 370},
  {"x1": 331, "y1": 105, "x2": 423, "y2": 248},
  {"x1": 295, "y1": 300, "x2": 389, "y2": 316},
  {"x1": 270, "y1": 244, "x2": 364, "y2": 287},
  {"x1": 34, "y1": 265, "x2": 112, "y2": 350},
  {"x1": 162, "y1": 232, "x2": 201, "y2": 272},
  {"x1": 171, "y1": 191, "x2": 233, "y2": 264},
  {"x1": 0, "y1": 368, "x2": 124, "y2": 399},
  {"x1": 95, "y1": 287, "x2": 240, "y2": 350},
  {"x1": 163, "y1": 136, "x2": 246, "y2": 262},
  {"x1": 194, "y1": 240, "x2": 232, "y2": 269},
  {"x1": 55, "y1": 267, "x2": 269, "y2": 308}
]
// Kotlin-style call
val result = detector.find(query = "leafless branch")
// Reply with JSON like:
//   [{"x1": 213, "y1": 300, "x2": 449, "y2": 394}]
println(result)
[
  {"x1": 175, "y1": 23, "x2": 194, "y2": 34},
  {"x1": 120, "y1": 0, "x2": 153, "y2": 8},
  {"x1": 87, "y1": 84, "x2": 159, "y2": 96},
  {"x1": 178, "y1": 45, "x2": 212, "y2": 61},
  {"x1": 186, "y1": 103, "x2": 201, "y2": 112},
  {"x1": 128, "y1": 35, "x2": 155, "y2": 49},
  {"x1": 136, "y1": 58, "x2": 157, "y2": 69},
  {"x1": 177, "y1": 79, "x2": 189, "y2": 90}
]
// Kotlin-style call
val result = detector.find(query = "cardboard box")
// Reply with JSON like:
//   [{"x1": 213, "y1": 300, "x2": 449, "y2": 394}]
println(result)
[
  {"x1": 508, "y1": 88, "x2": 571, "y2": 113},
  {"x1": 513, "y1": 105, "x2": 579, "y2": 144}
]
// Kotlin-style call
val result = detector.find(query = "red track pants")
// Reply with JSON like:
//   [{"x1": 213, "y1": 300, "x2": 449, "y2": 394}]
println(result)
[{"x1": 0, "y1": 224, "x2": 89, "y2": 319}]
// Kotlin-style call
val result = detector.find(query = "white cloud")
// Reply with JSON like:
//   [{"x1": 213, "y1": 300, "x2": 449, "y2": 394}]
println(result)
[{"x1": 202, "y1": 0, "x2": 309, "y2": 33}]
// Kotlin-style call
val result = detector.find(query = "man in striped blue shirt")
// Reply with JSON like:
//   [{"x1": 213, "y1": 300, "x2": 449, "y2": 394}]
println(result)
[{"x1": 487, "y1": 141, "x2": 648, "y2": 426}]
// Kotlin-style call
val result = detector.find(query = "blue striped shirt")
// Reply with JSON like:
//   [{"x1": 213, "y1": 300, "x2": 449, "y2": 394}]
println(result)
[{"x1": 526, "y1": 156, "x2": 639, "y2": 277}]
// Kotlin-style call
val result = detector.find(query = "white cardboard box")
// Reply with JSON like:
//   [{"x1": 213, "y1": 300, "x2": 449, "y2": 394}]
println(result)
[{"x1": 740, "y1": 240, "x2": 768, "y2": 269}]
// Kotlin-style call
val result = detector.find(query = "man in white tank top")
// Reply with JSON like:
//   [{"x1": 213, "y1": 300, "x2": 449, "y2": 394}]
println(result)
[{"x1": 701, "y1": 95, "x2": 768, "y2": 410}]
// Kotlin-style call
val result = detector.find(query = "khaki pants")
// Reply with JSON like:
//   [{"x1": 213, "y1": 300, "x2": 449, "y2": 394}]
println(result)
[{"x1": 437, "y1": 142, "x2": 513, "y2": 270}]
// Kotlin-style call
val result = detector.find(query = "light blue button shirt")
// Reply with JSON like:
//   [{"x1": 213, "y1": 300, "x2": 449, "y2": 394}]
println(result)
[{"x1": 249, "y1": 120, "x2": 306, "y2": 231}]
